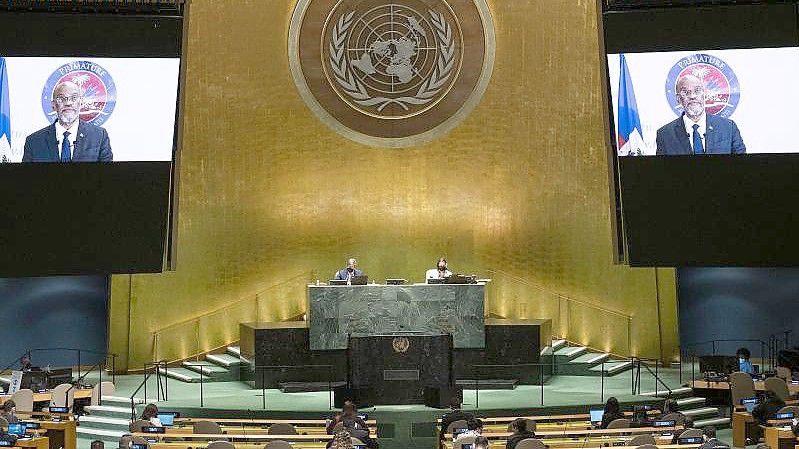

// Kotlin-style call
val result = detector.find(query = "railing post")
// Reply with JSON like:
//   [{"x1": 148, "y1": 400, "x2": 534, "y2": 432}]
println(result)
[
  {"x1": 655, "y1": 360, "x2": 659, "y2": 397},
  {"x1": 600, "y1": 360, "x2": 605, "y2": 403},
  {"x1": 77, "y1": 350, "x2": 81, "y2": 381},
  {"x1": 261, "y1": 368, "x2": 266, "y2": 410},
  {"x1": 540, "y1": 364, "x2": 544, "y2": 406},
  {"x1": 712, "y1": 341, "x2": 716, "y2": 355},
  {"x1": 143, "y1": 363, "x2": 148, "y2": 403},
  {"x1": 99, "y1": 358, "x2": 103, "y2": 406},
  {"x1": 199, "y1": 365, "x2": 204, "y2": 408},
  {"x1": 112, "y1": 354, "x2": 116, "y2": 385}
]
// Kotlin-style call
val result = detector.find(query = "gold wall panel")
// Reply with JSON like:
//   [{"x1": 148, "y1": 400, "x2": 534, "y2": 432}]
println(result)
[{"x1": 109, "y1": 0, "x2": 679, "y2": 371}]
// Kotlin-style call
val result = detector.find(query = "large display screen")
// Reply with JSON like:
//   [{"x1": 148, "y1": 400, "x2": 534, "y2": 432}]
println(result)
[
  {"x1": 0, "y1": 57, "x2": 179, "y2": 162},
  {"x1": 607, "y1": 48, "x2": 799, "y2": 156}
]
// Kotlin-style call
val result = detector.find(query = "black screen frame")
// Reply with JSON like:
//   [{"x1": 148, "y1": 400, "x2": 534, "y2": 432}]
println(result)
[
  {"x1": 0, "y1": 10, "x2": 184, "y2": 276},
  {"x1": 601, "y1": 3, "x2": 799, "y2": 267}
]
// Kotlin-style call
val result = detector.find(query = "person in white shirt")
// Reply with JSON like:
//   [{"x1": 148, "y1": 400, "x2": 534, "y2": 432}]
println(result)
[{"x1": 426, "y1": 257, "x2": 453, "y2": 280}]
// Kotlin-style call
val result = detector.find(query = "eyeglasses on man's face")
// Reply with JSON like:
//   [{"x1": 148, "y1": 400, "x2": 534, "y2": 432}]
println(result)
[{"x1": 54, "y1": 95, "x2": 81, "y2": 105}]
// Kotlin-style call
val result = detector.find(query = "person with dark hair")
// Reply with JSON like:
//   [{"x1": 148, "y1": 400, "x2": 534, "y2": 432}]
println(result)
[
  {"x1": 506, "y1": 418, "x2": 536, "y2": 449},
  {"x1": 426, "y1": 257, "x2": 453, "y2": 280},
  {"x1": 699, "y1": 426, "x2": 730, "y2": 449},
  {"x1": 140, "y1": 403, "x2": 162, "y2": 426},
  {"x1": 326, "y1": 401, "x2": 377, "y2": 449},
  {"x1": 737, "y1": 348, "x2": 754, "y2": 374},
  {"x1": 600, "y1": 397, "x2": 625, "y2": 429},
  {"x1": 0, "y1": 400, "x2": 19, "y2": 424},
  {"x1": 439, "y1": 396, "x2": 473, "y2": 443},
  {"x1": 19, "y1": 355, "x2": 32, "y2": 372},
  {"x1": 453, "y1": 418, "x2": 483, "y2": 444},
  {"x1": 753, "y1": 390, "x2": 785, "y2": 425}
]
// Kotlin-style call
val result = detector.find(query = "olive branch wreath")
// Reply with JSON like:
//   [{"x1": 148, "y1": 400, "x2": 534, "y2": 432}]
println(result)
[{"x1": 328, "y1": 10, "x2": 456, "y2": 112}]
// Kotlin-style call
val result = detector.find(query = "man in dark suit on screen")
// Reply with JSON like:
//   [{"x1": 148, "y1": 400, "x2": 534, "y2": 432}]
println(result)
[
  {"x1": 23, "y1": 80, "x2": 113, "y2": 162},
  {"x1": 656, "y1": 74, "x2": 745, "y2": 155}
]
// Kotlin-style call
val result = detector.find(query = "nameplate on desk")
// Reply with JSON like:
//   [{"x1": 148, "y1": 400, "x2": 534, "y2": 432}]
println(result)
[
  {"x1": 383, "y1": 369, "x2": 419, "y2": 381},
  {"x1": 142, "y1": 426, "x2": 166, "y2": 434}
]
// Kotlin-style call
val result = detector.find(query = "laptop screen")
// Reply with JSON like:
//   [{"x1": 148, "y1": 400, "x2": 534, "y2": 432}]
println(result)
[
  {"x1": 589, "y1": 408, "x2": 604, "y2": 424},
  {"x1": 741, "y1": 397, "x2": 759, "y2": 413},
  {"x1": 157, "y1": 413, "x2": 175, "y2": 426},
  {"x1": 7, "y1": 423, "x2": 24, "y2": 436}
]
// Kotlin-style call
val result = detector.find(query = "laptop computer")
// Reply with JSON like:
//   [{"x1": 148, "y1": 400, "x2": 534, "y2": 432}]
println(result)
[
  {"x1": 157, "y1": 413, "x2": 176, "y2": 427},
  {"x1": 7, "y1": 423, "x2": 25, "y2": 437},
  {"x1": 589, "y1": 408, "x2": 604, "y2": 425},
  {"x1": 741, "y1": 397, "x2": 759, "y2": 413}
]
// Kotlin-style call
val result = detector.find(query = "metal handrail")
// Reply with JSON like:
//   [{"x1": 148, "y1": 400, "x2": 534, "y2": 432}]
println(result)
[
  {"x1": 130, "y1": 361, "x2": 168, "y2": 420},
  {"x1": 255, "y1": 364, "x2": 337, "y2": 410}
]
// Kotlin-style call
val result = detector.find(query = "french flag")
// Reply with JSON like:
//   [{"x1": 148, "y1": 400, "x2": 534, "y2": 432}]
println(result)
[{"x1": 617, "y1": 54, "x2": 645, "y2": 156}]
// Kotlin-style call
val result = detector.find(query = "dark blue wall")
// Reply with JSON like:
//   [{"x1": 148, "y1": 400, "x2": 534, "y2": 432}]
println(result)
[
  {"x1": 678, "y1": 267, "x2": 799, "y2": 359},
  {"x1": 0, "y1": 276, "x2": 109, "y2": 369}
]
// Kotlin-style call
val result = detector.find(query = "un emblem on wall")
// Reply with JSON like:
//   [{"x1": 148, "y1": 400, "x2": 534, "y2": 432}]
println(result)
[{"x1": 289, "y1": 0, "x2": 495, "y2": 147}]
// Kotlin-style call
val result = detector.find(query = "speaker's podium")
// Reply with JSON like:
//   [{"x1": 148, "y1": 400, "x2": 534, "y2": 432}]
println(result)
[{"x1": 345, "y1": 333, "x2": 454, "y2": 406}]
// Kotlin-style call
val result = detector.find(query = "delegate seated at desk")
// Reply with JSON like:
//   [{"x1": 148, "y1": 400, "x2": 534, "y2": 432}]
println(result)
[
  {"x1": 426, "y1": 257, "x2": 452, "y2": 280},
  {"x1": 753, "y1": 390, "x2": 785, "y2": 425},
  {"x1": 334, "y1": 258, "x2": 364, "y2": 281}
]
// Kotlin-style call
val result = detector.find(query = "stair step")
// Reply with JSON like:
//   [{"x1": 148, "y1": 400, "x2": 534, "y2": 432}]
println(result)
[
  {"x1": 226, "y1": 346, "x2": 241, "y2": 357},
  {"x1": 683, "y1": 406, "x2": 719, "y2": 418},
  {"x1": 100, "y1": 395, "x2": 145, "y2": 406},
  {"x1": 78, "y1": 415, "x2": 131, "y2": 430},
  {"x1": 554, "y1": 346, "x2": 588, "y2": 361},
  {"x1": 76, "y1": 427, "x2": 128, "y2": 441},
  {"x1": 676, "y1": 397, "x2": 707, "y2": 408},
  {"x1": 640, "y1": 386, "x2": 693, "y2": 397},
  {"x1": 158, "y1": 367, "x2": 204, "y2": 382},
  {"x1": 569, "y1": 353, "x2": 610, "y2": 365},
  {"x1": 589, "y1": 360, "x2": 634, "y2": 376},
  {"x1": 182, "y1": 361, "x2": 230, "y2": 375},
  {"x1": 205, "y1": 353, "x2": 244, "y2": 367},
  {"x1": 0, "y1": 377, "x2": 9, "y2": 386},
  {"x1": 540, "y1": 346, "x2": 553, "y2": 356},
  {"x1": 551, "y1": 340, "x2": 567, "y2": 351},
  {"x1": 84, "y1": 405, "x2": 132, "y2": 419},
  {"x1": 693, "y1": 417, "x2": 731, "y2": 428},
  {"x1": 455, "y1": 379, "x2": 518, "y2": 390}
]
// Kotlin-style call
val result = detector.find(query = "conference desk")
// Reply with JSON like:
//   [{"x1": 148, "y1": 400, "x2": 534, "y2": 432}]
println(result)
[
  {"x1": 438, "y1": 410, "x2": 662, "y2": 427},
  {"x1": 307, "y1": 283, "x2": 486, "y2": 350},
  {"x1": 0, "y1": 389, "x2": 93, "y2": 405},
  {"x1": 732, "y1": 411, "x2": 756, "y2": 447},
  {"x1": 11, "y1": 437, "x2": 49, "y2": 449},
  {"x1": 762, "y1": 425, "x2": 795, "y2": 449},
  {"x1": 169, "y1": 418, "x2": 377, "y2": 436},
  {"x1": 443, "y1": 439, "x2": 689, "y2": 449},
  {"x1": 4, "y1": 418, "x2": 76, "y2": 449},
  {"x1": 444, "y1": 425, "x2": 683, "y2": 440},
  {"x1": 133, "y1": 432, "x2": 378, "y2": 441},
  {"x1": 690, "y1": 379, "x2": 799, "y2": 394}
]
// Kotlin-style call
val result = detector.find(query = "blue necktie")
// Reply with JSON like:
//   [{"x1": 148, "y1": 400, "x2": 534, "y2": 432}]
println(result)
[
  {"x1": 60, "y1": 131, "x2": 71, "y2": 162},
  {"x1": 692, "y1": 124, "x2": 704, "y2": 155}
]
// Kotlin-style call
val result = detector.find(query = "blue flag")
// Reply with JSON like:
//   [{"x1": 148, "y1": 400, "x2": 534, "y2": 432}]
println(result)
[
  {"x1": 617, "y1": 54, "x2": 645, "y2": 156},
  {"x1": 0, "y1": 56, "x2": 10, "y2": 162}
]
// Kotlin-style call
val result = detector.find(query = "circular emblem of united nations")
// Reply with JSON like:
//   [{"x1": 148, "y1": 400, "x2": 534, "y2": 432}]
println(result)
[
  {"x1": 42, "y1": 60, "x2": 117, "y2": 126},
  {"x1": 665, "y1": 53, "x2": 740, "y2": 119},
  {"x1": 392, "y1": 336, "x2": 410, "y2": 353},
  {"x1": 289, "y1": 0, "x2": 495, "y2": 147}
]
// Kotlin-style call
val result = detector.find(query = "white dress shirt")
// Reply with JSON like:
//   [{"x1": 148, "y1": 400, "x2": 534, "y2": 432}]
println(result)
[
  {"x1": 426, "y1": 268, "x2": 453, "y2": 280},
  {"x1": 682, "y1": 113, "x2": 707, "y2": 152},
  {"x1": 54, "y1": 121, "x2": 79, "y2": 159}
]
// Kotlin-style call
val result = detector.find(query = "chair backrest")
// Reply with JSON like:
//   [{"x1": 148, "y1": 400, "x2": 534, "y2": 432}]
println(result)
[
  {"x1": 193, "y1": 420, "x2": 223, "y2": 434},
  {"x1": 765, "y1": 377, "x2": 791, "y2": 401},
  {"x1": 267, "y1": 423, "x2": 297, "y2": 435},
  {"x1": 129, "y1": 420, "x2": 149, "y2": 433},
  {"x1": 636, "y1": 444, "x2": 659, "y2": 449},
  {"x1": 11, "y1": 389, "x2": 34, "y2": 413},
  {"x1": 506, "y1": 418, "x2": 537, "y2": 432},
  {"x1": 730, "y1": 371, "x2": 756, "y2": 406},
  {"x1": 51, "y1": 383, "x2": 75, "y2": 408},
  {"x1": 629, "y1": 434, "x2": 656, "y2": 446},
  {"x1": 516, "y1": 438, "x2": 548, "y2": 449},
  {"x1": 264, "y1": 441, "x2": 293, "y2": 449},
  {"x1": 447, "y1": 419, "x2": 469, "y2": 434},
  {"x1": 679, "y1": 428, "x2": 703, "y2": 439},
  {"x1": 130, "y1": 436, "x2": 148, "y2": 446},
  {"x1": 660, "y1": 412, "x2": 686, "y2": 425},
  {"x1": 351, "y1": 437, "x2": 366, "y2": 446},
  {"x1": 606, "y1": 418, "x2": 631, "y2": 429},
  {"x1": 453, "y1": 435, "x2": 476, "y2": 449},
  {"x1": 91, "y1": 381, "x2": 117, "y2": 406},
  {"x1": 777, "y1": 405, "x2": 799, "y2": 417},
  {"x1": 776, "y1": 367, "x2": 792, "y2": 380},
  {"x1": 206, "y1": 442, "x2": 235, "y2": 449}
]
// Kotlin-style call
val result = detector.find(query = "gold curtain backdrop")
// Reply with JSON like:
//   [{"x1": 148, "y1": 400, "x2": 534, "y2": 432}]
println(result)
[{"x1": 109, "y1": 0, "x2": 678, "y2": 371}]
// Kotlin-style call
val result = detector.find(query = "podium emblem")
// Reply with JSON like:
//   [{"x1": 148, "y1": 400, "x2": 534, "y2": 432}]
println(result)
[
  {"x1": 289, "y1": 0, "x2": 495, "y2": 147},
  {"x1": 392, "y1": 336, "x2": 410, "y2": 353}
]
